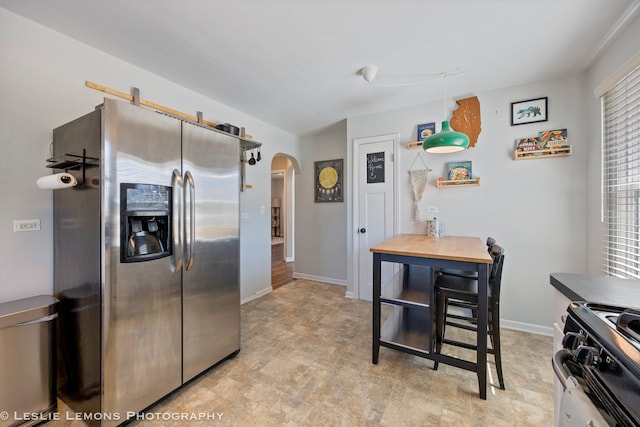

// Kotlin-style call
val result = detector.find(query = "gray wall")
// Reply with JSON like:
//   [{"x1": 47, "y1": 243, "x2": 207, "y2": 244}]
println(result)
[{"x1": 295, "y1": 120, "x2": 348, "y2": 285}]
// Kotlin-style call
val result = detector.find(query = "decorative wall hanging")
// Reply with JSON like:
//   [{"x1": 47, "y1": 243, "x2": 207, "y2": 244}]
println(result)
[
  {"x1": 366, "y1": 152, "x2": 385, "y2": 184},
  {"x1": 450, "y1": 96, "x2": 481, "y2": 147},
  {"x1": 315, "y1": 159, "x2": 343, "y2": 202},
  {"x1": 510, "y1": 97, "x2": 548, "y2": 126},
  {"x1": 408, "y1": 153, "x2": 431, "y2": 221}
]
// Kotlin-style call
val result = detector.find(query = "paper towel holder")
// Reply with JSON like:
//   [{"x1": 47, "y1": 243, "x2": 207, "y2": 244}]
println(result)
[{"x1": 46, "y1": 149, "x2": 98, "y2": 185}]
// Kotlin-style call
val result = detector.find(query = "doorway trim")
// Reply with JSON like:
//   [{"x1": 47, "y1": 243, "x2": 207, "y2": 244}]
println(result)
[{"x1": 351, "y1": 133, "x2": 400, "y2": 300}]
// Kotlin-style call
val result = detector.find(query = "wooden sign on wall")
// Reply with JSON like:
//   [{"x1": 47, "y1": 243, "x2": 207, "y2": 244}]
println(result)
[{"x1": 450, "y1": 96, "x2": 481, "y2": 147}]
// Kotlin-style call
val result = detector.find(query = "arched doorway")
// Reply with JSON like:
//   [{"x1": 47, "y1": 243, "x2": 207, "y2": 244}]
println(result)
[{"x1": 271, "y1": 153, "x2": 300, "y2": 288}]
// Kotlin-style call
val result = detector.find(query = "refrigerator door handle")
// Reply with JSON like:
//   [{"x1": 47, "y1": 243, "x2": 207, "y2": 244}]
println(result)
[
  {"x1": 171, "y1": 168, "x2": 184, "y2": 273},
  {"x1": 184, "y1": 170, "x2": 196, "y2": 271}
]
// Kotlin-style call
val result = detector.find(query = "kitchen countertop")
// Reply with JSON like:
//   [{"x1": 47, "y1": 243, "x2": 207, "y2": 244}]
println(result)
[{"x1": 550, "y1": 272, "x2": 640, "y2": 308}]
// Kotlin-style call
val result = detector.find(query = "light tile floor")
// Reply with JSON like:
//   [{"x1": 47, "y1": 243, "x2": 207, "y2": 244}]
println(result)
[{"x1": 48, "y1": 279, "x2": 554, "y2": 426}]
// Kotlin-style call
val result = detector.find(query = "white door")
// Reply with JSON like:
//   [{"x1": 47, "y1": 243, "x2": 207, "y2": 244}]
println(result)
[{"x1": 355, "y1": 135, "x2": 398, "y2": 301}]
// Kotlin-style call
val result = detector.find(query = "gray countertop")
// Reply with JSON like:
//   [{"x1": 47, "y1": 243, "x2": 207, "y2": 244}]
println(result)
[{"x1": 550, "y1": 273, "x2": 640, "y2": 309}]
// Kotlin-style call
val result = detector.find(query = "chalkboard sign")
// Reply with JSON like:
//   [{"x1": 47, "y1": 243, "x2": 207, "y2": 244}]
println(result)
[{"x1": 367, "y1": 152, "x2": 385, "y2": 183}]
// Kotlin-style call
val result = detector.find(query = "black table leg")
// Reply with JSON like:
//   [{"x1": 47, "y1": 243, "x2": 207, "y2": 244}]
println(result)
[{"x1": 372, "y1": 252, "x2": 381, "y2": 364}]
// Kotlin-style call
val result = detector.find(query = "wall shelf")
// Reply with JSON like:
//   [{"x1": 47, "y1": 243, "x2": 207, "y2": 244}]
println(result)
[
  {"x1": 46, "y1": 153, "x2": 99, "y2": 170},
  {"x1": 436, "y1": 177, "x2": 480, "y2": 188},
  {"x1": 407, "y1": 141, "x2": 423, "y2": 150},
  {"x1": 513, "y1": 146, "x2": 572, "y2": 160}
]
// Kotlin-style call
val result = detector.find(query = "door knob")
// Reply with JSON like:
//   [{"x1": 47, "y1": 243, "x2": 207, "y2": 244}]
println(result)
[{"x1": 359, "y1": 228, "x2": 366, "y2": 233}]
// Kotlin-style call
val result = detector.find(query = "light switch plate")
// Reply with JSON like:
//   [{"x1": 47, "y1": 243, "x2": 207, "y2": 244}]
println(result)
[{"x1": 14, "y1": 219, "x2": 41, "y2": 232}]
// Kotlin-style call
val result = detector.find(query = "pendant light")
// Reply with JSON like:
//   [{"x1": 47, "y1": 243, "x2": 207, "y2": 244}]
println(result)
[{"x1": 422, "y1": 73, "x2": 469, "y2": 154}]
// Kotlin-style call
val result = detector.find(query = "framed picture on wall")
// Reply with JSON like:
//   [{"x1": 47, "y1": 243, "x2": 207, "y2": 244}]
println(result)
[
  {"x1": 314, "y1": 159, "x2": 343, "y2": 202},
  {"x1": 417, "y1": 122, "x2": 436, "y2": 140},
  {"x1": 510, "y1": 97, "x2": 548, "y2": 126}
]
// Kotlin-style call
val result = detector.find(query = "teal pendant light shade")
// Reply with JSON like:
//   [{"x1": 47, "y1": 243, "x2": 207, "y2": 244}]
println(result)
[{"x1": 422, "y1": 120, "x2": 469, "y2": 153}]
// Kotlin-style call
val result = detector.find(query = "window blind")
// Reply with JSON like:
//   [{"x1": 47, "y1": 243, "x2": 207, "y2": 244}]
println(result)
[{"x1": 602, "y1": 63, "x2": 640, "y2": 278}]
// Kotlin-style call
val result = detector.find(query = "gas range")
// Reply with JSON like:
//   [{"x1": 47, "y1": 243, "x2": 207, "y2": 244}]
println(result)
[{"x1": 556, "y1": 302, "x2": 640, "y2": 426}]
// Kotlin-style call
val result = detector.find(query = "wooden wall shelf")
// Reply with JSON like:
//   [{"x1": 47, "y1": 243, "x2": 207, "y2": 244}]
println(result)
[
  {"x1": 513, "y1": 146, "x2": 572, "y2": 160},
  {"x1": 407, "y1": 141, "x2": 423, "y2": 150},
  {"x1": 436, "y1": 177, "x2": 480, "y2": 188}
]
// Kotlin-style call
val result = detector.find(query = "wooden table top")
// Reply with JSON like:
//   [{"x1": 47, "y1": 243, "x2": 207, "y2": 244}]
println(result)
[{"x1": 370, "y1": 234, "x2": 493, "y2": 264}]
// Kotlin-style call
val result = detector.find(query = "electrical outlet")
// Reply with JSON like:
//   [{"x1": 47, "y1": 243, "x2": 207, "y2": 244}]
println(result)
[
  {"x1": 14, "y1": 219, "x2": 41, "y2": 232},
  {"x1": 427, "y1": 206, "x2": 438, "y2": 213}
]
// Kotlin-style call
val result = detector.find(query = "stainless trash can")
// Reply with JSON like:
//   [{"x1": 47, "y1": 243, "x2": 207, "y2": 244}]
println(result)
[{"x1": 0, "y1": 295, "x2": 58, "y2": 427}]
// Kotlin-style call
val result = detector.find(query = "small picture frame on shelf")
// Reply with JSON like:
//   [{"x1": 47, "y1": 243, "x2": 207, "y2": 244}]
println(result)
[
  {"x1": 417, "y1": 122, "x2": 436, "y2": 140},
  {"x1": 446, "y1": 161, "x2": 472, "y2": 181},
  {"x1": 537, "y1": 129, "x2": 568, "y2": 149},
  {"x1": 510, "y1": 97, "x2": 548, "y2": 126}
]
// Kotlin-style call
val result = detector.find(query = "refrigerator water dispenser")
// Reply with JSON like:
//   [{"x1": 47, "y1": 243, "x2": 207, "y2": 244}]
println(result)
[{"x1": 120, "y1": 183, "x2": 171, "y2": 262}]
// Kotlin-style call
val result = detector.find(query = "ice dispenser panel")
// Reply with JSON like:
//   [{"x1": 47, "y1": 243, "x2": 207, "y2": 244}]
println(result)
[{"x1": 120, "y1": 183, "x2": 171, "y2": 262}]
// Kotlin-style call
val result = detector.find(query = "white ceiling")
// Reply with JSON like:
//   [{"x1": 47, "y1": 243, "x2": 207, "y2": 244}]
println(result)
[{"x1": 2, "y1": 0, "x2": 639, "y2": 135}]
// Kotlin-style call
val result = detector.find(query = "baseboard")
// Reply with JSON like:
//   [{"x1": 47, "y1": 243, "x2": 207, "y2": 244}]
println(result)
[
  {"x1": 292, "y1": 272, "x2": 348, "y2": 287},
  {"x1": 415, "y1": 305, "x2": 553, "y2": 337},
  {"x1": 240, "y1": 286, "x2": 272, "y2": 305},
  {"x1": 501, "y1": 319, "x2": 553, "y2": 336}
]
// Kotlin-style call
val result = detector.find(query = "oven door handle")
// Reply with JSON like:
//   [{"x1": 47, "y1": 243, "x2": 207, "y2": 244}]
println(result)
[{"x1": 553, "y1": 348, "x2": 573, "y2": 389}]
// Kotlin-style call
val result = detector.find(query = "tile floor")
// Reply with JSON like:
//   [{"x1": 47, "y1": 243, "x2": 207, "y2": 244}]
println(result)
[{"x1": 48, "y1": 279, "x2": 554, "y2": 426}]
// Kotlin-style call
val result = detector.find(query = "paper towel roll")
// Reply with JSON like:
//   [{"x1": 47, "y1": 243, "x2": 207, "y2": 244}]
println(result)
[{"x1": 36, "y1": 172, "x2": 78, "y2": 190}]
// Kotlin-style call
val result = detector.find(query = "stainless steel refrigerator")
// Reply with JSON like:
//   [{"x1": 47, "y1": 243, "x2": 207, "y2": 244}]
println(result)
[{"x1": 52, "y1": 98, "x2": 240, "y2": 425}]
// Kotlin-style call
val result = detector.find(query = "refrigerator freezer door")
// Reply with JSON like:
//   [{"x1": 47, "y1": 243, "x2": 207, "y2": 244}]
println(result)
[
  {"x1": 102, "y1": 99, "x2": 183, "y2": 421},
  {"x1": 182, "y1": 122, "x2": 240, "y2": 382}
]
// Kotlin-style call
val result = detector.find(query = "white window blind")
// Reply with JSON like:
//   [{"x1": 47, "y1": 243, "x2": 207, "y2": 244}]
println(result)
[{"x1": 602, "y1": 63, "x2": 640, "y2": 278}]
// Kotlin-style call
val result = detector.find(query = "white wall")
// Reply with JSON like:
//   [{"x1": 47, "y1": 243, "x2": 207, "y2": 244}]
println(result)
[
  {"x1": 295, "y1": 120, "x2": 348, "y2": 285},
  {"x1": 584, "y1": 14, "x2": 640, "y2": 274},
  {"x1": 347, "y1": 76, "x2": 589, "y2": 333},
  {"x1": 0, "y1": 8, "x2": 299, "y2": 304}
]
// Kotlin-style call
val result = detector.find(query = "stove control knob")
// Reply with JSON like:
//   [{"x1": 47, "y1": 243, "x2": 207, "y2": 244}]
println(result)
[
  {"x1": 574, "y1": 345, "x2": 602, "y2": 367},
  {"x1": 562, "y1": 332, "x2": 585, "y2": 350}
]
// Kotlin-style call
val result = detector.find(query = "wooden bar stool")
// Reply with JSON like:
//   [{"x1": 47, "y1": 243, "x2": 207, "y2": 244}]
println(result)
[{"x1": 433, "y1": 243, "x2": 506, "y2": 389}]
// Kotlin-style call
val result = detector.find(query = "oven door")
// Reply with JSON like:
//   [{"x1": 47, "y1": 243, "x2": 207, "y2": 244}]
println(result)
[{"x1": 553, "y1": 349, "x2": 611, "y2": 427}]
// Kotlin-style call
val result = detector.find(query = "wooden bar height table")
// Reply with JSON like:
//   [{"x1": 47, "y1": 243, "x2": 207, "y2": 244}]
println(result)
[{"x1": 370, "y1": 234, "x2": 493, "y2": 399}]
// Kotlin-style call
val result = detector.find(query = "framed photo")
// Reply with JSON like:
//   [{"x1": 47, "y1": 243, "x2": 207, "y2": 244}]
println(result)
[
  {"x1": 510, "y1": 97, "x2": 548, "y2": 126},
  {"x1": 417, "y1": 122, "x2": 436, "y2": 140},
  {"x1": 315, "y1": 159, "x2": 343, "y2": 202}
]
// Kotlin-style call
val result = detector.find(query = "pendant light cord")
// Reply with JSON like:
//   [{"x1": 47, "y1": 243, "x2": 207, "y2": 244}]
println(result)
[
  {"x1": 364, "y1": 67, "x2": 463, "y2": 88},
  {"x1": 443, "y1": 73, "x2": 447, "y2": 120}
]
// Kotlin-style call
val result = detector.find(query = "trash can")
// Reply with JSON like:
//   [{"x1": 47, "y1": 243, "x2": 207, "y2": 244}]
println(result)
[{"x1": 0, "y1": 295, "x2": 58, "y2": 427}]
